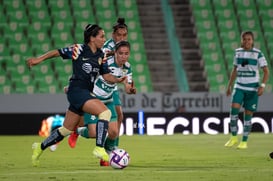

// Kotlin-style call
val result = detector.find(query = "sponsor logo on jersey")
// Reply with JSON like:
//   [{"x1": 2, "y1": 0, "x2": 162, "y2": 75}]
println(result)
[{"x1": 82, "y1": 63, "x2": 92, "y2": 73}]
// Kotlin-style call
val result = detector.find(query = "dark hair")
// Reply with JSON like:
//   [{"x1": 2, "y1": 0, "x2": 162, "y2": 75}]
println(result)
[
  {"x1": 105, "y1": 41, "x2": 130, "y2": 57},
  {"x1": 241, "y1": 31, "x2": 254, "y2": 39},
  {"x1": 112, "y1": 17, "x2": 128, "y2": 33},
  {"x1": 84, "y1": 24, "x2": 102, "y2": 44},
  {"x1": 115, "y1": 40, "x2": 130, "y2": 50},
  {"x1": 240, "y1": 30, "x2": 254, "y2": 48}
]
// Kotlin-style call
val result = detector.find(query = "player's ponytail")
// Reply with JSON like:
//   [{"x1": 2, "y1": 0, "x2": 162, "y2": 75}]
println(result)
[{"x1": 112, "y1": 17, "x2": 128, "y2": 33}]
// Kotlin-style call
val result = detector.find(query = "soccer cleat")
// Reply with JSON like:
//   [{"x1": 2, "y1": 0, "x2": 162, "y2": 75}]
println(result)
[
  {"x1": 32, "y1": 142, "x2": 43, "y2": 167},
  {"x1": 100, "y1": 159, "x2": 110, "y2": 166},
  {"x1": 224, "y1": 136, "x2": 238, "y2": 147},
  {"x1": 93, "y1": 146, "x2": 109, "y2": 162},
  {"x1": 237, "y1": 141, "x2": 248, "y2": 149},
  {"x1": 68, "y1": 131, "x2": 79, "y2": 148}
]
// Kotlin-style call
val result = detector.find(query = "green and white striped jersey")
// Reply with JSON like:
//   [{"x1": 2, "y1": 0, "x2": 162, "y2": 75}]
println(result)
[
  {"x1": 233, "y1": 47, "x2": 267, "y2": 91},
  {"x1": 93, "y1": 56, "x2": 133, "y2": 103}
]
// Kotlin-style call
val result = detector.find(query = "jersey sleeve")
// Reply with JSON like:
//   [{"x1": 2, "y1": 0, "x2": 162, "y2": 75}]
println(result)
[
  {"x1": 258, "y1": 52, "x2": 268, "y2": 68},
  {"x1": 58, "y1": 44, "x2": 83, "y2": 60},
  {"x1": 233, "y1": 49, "x2": 239, "y2": 66}
]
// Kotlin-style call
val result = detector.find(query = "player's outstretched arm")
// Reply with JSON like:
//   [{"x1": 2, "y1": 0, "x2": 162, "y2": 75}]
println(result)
[{"x1": 26, "y1": 50, "x2": 60, "y2": 68}]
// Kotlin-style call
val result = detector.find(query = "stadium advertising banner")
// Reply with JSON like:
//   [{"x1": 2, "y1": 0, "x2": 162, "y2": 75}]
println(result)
[
  {"x1": 120, "y1": 112, "x2": 273, "y2": 136},
  {"x1": 120, "y1": 92, "x2": 224, "y2": 113},
  {"x1": 0, "y1": 92, "x2": 272, "y2": 113},
  {"x1": 120, "y1": 92, "x2": 273, "y2": 113},
  {"x1": 0, "y1": 112, "x2": 272, "y2": 135}
]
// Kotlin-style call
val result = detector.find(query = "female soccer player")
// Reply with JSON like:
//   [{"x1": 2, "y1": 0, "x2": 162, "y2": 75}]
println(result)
[
  {"x1": 27, "y1": 24, "x2": 125, "y2": 166},
  {"x1": 102, "y1": 17, "x2": 129, "y2": 149},
  {"x1": 68, "y1": 41, "x2": 136, "y2": 166},
  {"x1": 224, "y1": 31, "x2": 269, "y2": 149},
  {"x1": 69, "y1": 17, "x2": 129, "y2": 151}
]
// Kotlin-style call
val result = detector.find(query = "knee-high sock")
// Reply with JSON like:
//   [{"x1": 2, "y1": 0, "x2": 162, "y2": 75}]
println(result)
[
  {"x1": 242, "y1": 114, "x2": 252, "y2": 142},
  {"x1": 41, "y1": 127, "x2": 72, "y2": 150},
  {"x1": 230, "y1": 107, "x2": 239, "y2": 136},
  {"x1": 41, "y1": 129, "x2": 64, "y2": 150},
  {"x1": 96, "y1": 120, "x2": 109, "y2": 147}
]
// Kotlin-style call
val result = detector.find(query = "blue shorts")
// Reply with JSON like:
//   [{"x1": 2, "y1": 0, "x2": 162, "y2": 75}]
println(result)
[{"x1": 67, "y1": 87, "x2": 97, "y2": 115}]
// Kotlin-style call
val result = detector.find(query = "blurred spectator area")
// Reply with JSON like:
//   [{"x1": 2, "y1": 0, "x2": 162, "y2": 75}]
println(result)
[{"x1": 0, "y1": 0, "x2": 272, "y2": 94}]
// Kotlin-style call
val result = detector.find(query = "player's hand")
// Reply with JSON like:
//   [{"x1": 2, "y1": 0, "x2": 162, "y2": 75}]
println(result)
[
  {"x1": 257, "y1": 87, "x2": 264, "y2": 96},
  {"x1": 129, "y1": 80, "x2": 136, "y2": 94},
  {"x1": 105, "y1": 51, "x2": 114, "y2": 58},
  {"x1": 226, "y1": 86, "x2": 232, "y2": 96},
  {"x1": 26, "y1": 57, "x2": 41, "y2": 68},
  {"x1": 63, "y1": 86, "x2": 69, "y2": 94}
]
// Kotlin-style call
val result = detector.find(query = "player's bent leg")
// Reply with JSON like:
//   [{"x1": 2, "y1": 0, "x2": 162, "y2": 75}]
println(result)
[
  {"x1": 82, "y1": 99, "x2": 111, "y2": 161},
  {"x1": 105, "y1": 121, "x2": 118, "y2": 152},
  {"x1": 32, "y1": 126, "x2": 73, "y2": 166},
  {"x1": 68, "y1": 116, "x2": 85, "y2": 148},
  {"x1": 93, "y1": 110, "x2": 111, "y2": 161}
]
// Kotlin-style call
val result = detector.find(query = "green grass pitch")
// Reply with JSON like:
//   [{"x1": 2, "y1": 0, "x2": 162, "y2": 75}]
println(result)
[{"x1": 0, "y1": 133, "x2": 273, "y2": 181}]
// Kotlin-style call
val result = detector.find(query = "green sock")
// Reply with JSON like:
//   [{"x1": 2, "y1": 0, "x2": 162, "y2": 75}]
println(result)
[
  {"x1": 230, "y1": 107, "x2": 239, "y2": 136},
  {"x1": 242, "y1": 114, "x2": 252, "y2": 142},
  {"x1": 77, "y1": 127, "x2": 90, "y2": 138},
  {"x1": 104, "y1": 137, "x2": 116, "y2": 152},
  {"x1": 114, "y1": 137, "x2": 119, "y2": 147}
]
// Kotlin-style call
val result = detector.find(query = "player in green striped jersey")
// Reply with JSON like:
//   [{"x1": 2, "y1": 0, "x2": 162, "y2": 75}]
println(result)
[
  {"x1": 102, "y1": 18, "x2": 129, "y2": 151},
  {"x1": 224, "y1": 31, "x2": 269, "y2": 149}
]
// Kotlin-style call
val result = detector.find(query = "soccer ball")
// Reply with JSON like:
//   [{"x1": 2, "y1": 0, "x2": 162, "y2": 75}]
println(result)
[{"x1": 109, "y1": 148, "x2": 130, "y2": 169}]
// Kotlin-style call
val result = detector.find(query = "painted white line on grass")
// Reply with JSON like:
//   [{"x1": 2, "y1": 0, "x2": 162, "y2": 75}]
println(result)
[
  {"x1": 1, "y1": 168, "x2": 273, "y2": 177},
  {"x1": 0, "y1": 169, "x2": 200, "y2": 176}
]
